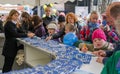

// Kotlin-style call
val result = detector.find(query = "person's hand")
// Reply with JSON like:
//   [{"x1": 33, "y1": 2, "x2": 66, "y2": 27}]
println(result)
[
  {"x1": 92, "y1": 50, "x2": 106, "y2": 57},
  {"x1": 27, "y1": 33, "x2": 35, "y2": 38},
  {"x1": 96, "y1": 57, "x2": 104, "y2": 64},
  {"x1": 106, "y1": 25, "x2": 110, "y2": 31},
  {"x1": 46, "y1": 36, "x2": 52, "y2": 41}
]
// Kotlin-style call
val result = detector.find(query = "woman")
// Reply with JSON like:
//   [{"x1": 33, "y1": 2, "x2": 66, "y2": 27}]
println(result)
[
  {"x1": 66, "y1": 12, "x2": 82, "y2": 39},
  {"x1": 2, "y1": 9, "x2": 34, "y2": 73}
]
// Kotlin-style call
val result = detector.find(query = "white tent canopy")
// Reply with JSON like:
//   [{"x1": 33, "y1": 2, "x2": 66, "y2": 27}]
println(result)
[
  {"x1": 35, "y1": 0, "x2": 75, "y2": 16},
  {"x1": 0, "y1": 0, "x2": 35, "y2": 6},
  {"x1": 0, "y1": 0, "x2": 75, "y2": 6},
  {"x1": 35, "y1": 0, "x2": 75, "y2": 6}
]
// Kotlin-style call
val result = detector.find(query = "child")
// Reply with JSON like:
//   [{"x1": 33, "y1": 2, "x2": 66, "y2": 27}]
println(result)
[
  {"x1": 80, "y1": 11, "x2": 100, "y2": 43},
  {"x1": 32, "y1": 15, "x2": 46, "y2": 38},
  {"x1": 58, "y1": 15, "x2": 65, "y2": 31},
  {"x1": 63, "y1": 23, "x2": 78, "y2": 46},
  {"x1": 79, "y1": 28, "x2": 114, "y2": 53},
  {"x1": 47, "y1": 22, "x2": 59, "y2": 42}
]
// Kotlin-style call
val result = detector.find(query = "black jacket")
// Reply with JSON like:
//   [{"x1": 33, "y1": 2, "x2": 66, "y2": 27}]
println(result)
[
  {"x1": 52, "y1": 27, "x2": 65, "y2": 41},
  {"x1": 103, "y1": 42, "x2": 120, "y2": 64},
  {"x1": 2, "y1": 21, "x2": 27, "y2": 57},
  {"x1": 42, "y1": 15, "x2": 56, "y2": 33},
  {"x1": 52, "y1": 22, "x2": 82, "y2": 41},
  {"x1": 0, "y1": 20, "x2": 4, "y2": 33}
]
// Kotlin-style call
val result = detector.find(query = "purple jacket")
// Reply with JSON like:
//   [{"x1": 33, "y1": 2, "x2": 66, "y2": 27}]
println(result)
[{"x1": 34, "y1": 24, "x2": 46, "y2": 37}]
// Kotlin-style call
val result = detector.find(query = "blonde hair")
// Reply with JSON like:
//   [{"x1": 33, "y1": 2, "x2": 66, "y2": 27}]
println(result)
[
  {"x1": 89, "y1": 11, "x2": 98, "y2": 21},
  {"x1": 65, "y1": 23, "x2": 76, "y2": 32},
  {"x1": 44, "y1": 7, "x2": 52, "y2": 12}
]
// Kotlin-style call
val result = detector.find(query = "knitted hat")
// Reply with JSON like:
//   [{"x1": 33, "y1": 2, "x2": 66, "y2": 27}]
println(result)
[
  {"x1": 58, "y1": 15, "x2": 65, "y2": 23},
  {"x1": 92, "y1": 29, "x2": 106, "y2": 41},
  {"x1": 47, "y1": 23, "x2": 57, "y2": 30},
  {"x1": 59, "y1": 12, "x2": 65, "y2": 17}
]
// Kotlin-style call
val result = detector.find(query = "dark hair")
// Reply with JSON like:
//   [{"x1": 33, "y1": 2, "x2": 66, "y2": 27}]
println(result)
[
  {"x1": 32, "y1": 15, "x2": 42, "y2": 26},
  {"x1": 21, "y1": 12, "x2": 31, "y2": 25},
  {"x1": 58, "y1": 15, "x2": 65, "y2": 23}
]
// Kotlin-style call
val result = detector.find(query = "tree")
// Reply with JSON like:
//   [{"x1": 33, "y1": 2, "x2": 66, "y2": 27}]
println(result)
[{"x1": 98, "y1": 0, "x2": 113, "y2": 14}]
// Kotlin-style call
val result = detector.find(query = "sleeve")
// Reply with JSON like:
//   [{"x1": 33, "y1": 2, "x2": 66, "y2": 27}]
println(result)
[
  {"x1": 105, "y1": 42, "x2": 120, "y2": 57},
  {"x1": 52, "y1": 27, "x2": 65, "y2": 39},
  {"x1": 35, "y1": 27, "x2": 46, "y2": 37},
  {"x1": 105, "y1": 50, "x2": 114, "y2": 57},
  {"x1": 102, "y1": 57, "x2": 108, "y2": 64},
  {"x1": 6, "y1": 22, "x2": 27, "y2": 38}
]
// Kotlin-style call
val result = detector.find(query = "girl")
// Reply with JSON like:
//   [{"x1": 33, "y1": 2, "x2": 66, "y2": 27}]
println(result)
[
  {"x1": 32, "y1": 15, "x2": 46, "y2": 38},
  {"x1": 42, "y1": 6, "x2": 57, "y2": 33},
  {"x1": 20, "y1": 12, "x2": 34, "y2": 33},
  {"x1": 80, "y1": 11, "x2": 100, "y2": 43}
]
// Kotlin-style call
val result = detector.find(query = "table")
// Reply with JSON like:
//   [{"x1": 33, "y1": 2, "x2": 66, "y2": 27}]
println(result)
[
  {"x1": 80, "y1": 57, "x2": 103, "y2": 74},
  {"x1": 17, "y1": 38, "x2": 55, "y2": 67},
  {"x1": 17, "y1": 37, "x2": 103, "y2": 74}
]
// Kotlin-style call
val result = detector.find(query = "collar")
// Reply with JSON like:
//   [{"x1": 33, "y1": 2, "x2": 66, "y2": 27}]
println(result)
[
  {"x1": 12, "y1": 20, "x2": 17, "y2": 24},
  {"x1": 34, "y1": 22, "x2": 42, "y2": 29}
]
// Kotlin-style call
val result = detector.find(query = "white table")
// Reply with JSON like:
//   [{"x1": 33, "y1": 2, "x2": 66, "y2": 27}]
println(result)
[
  {"x1": 79, "y1": 57, "x2": 103, "y2": 74},
  {"x1": 17, "y1": 38, "x2": 55, "y2": 67}
]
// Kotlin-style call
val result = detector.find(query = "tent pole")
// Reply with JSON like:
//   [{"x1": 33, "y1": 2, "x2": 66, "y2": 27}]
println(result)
[{"x1": 37, "y1": 0, "x2": 41, "y2": 16}]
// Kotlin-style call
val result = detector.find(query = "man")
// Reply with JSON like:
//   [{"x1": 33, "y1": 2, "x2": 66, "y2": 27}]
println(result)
[{"x1": 93, "y1": 2, "x2": 120, "y2": 74}]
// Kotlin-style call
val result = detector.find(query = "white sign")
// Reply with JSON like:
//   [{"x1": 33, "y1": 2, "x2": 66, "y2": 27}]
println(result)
[{"x1": 75, "y1": 6, "x2": 88, "y2": 18}]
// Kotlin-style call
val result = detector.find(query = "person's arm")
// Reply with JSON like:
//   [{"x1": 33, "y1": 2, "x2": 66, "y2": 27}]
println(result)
[
  {"x1": 35, "y1": 25, "x2": 46, "y2": 37},
  {"x1": 52, "y1": 27, "x2": 65, "y2": 39},
  {"x1": 6, "y1": 21, "x2": 27, "y2": 38},
  {"x1": 105, "y1": 51, "x2": 114, "y2": 57},
  {"x1": 105, "y1": 42, "x2": 120, "y2": 57},
  {"x1": 102, "y1": 57, "x2": 108, "y2": 64}
]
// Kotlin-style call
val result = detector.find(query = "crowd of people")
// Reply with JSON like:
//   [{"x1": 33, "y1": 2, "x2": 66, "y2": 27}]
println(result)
[{"x1": 0, "y1": 2, "x2": 120, "y2": 74}]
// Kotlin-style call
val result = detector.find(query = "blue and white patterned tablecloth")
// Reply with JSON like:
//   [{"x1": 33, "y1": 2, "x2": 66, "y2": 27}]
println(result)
[{"x1": 5, "y1": 37, "x2": 92, "y2": 74}]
